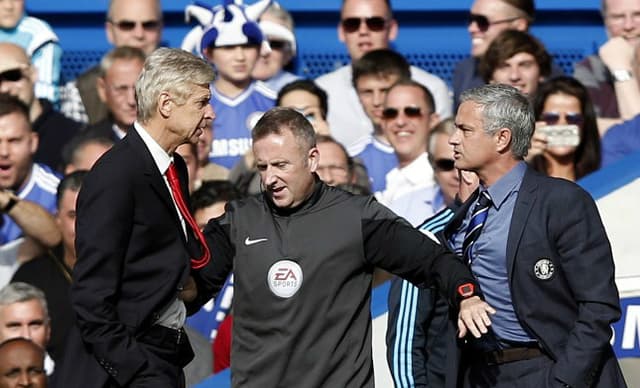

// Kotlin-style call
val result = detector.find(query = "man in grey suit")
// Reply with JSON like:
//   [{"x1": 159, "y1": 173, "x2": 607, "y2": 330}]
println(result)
[{"x1": 446, "y1": 83, "x2": 626, "y2": 387}]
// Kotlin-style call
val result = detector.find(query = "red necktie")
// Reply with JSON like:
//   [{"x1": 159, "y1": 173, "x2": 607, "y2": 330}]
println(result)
[{"x1": 166, "y1": 162, "x2": 211, "y2": 269}]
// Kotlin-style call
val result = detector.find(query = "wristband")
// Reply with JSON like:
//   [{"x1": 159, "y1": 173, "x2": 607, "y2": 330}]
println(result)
[{"x1": 457, "y1": 282, "x2": 475, "y2": 299}]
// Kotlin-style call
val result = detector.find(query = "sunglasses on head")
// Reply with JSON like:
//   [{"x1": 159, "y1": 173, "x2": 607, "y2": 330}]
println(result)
[
  {"x1": 540, "y1": 112, "x2": 584, "y2": 126},
  {"x1": 434, "y1": 159, "x2": 455, "y2": 172},
  {"x1": 341, "y1": 17, "x2": 387, "y2": 33},
  {"x1": 108, "y1": 19, "x2": 161, "y2": 31},
  {"x1": 381, "y1": 106, "x2": 423, "y2": 120},
  {"x1": 0, "y1": 69, "x2": 23, "y2": 83},
  {"x1": 468, "y1": 13, "x2": 520, "y2": 32}
]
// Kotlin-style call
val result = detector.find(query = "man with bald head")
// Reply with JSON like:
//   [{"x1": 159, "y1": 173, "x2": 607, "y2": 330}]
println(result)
[
  {"x1": 0, "y1": 338, "x2": 47, "y2": 388},
  {"x1": 0, "y1": 42, "x2": 82, "y2": 172},
  {"x1": 60, "y1": 0, "x2": 163, "y2": 124}
]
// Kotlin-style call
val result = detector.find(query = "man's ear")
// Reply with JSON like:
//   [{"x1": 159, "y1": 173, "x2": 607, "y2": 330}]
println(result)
[
  {"x1": 158, "y1": 92, "x2": 173, "y2": 118},
  {"x1": 96, "y1": 77, "x2": 107, "y2": 103},
  {"x1": 495, "y1": 127, "x2": 512, "y2": 153},
  {"x1": 387, "y1": 18, "x2": 399, "y2": 42},
  {"x1": 308, "y1": 146, "x2": 319, "y2": 172},
  {"x1": 338, "y1": 22, "x2": 346, "y2": 43}
]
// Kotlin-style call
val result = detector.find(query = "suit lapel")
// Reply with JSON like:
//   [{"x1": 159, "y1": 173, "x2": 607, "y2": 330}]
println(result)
[{"x1": 505, "y1": 167, "x2": 538, "y2": 279}]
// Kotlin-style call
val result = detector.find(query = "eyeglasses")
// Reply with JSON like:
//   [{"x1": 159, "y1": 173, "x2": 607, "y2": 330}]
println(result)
[
  {"x1": 381, "y1": 106, "x2": 423, "y2": 120},
  {"x1": 540, "y1": 111, "x2": 584, "y2": 126},
  {"x1": 0, "y1": 69, "x2": 23, "y2": 83},
  {"x1": 341, "y1": 17, "x2": 387, "y2": 33},
  {"x1": 108, "y1": 19, "x2": 161, "y2": 31},
  {"x1": 468, "y1": 13, "x2": 520, "y2": 32},
  {"x1": 268, "y1": 40, "x2": 288, "y2": 50},
  {"x1": 433, "y1": 159, "x2": 455, "y2": 172}
]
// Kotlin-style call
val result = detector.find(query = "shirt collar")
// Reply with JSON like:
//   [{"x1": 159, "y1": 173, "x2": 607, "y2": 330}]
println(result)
[
  {"x1": 484, "y1": 161, "x2": 527, "y2": 209},
  {"x1": 134, "y1": 121, "x2": 173, "y2": 175}
]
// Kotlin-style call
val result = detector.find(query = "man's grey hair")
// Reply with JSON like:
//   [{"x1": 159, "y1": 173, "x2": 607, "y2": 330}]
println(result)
[
  {"x1": 135, "y1": 47, "x2": 215, "y2": 123},
  {"x1": 459, "y1": 84, "x2": 534, "y2": 159},
  {"x1": 0, "y1": 283, "x2": 49, "y2": 320},
  {"x1": 99, "y1": 46, "x2": 146, "y2": 78}
]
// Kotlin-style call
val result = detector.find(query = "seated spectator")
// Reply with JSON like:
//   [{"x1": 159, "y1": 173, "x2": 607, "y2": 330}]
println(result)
[
  {"x1": 479, "y1": 29, "x2": 551, "y2": 98},
  {"x1": 316, "y1": 0, "x2": 452, "y2": 154},
  {"x1": 0, "y1": 0, "x2": 61, "y2": 103},
  {"x1": 61, "y1": 135, "x2": 113, "y2": 174},
  {"x1": 0, "y1": 43, "x2": 82, "y2": 172},
  {"x1": 529, "y1": 76, "x2": 601, "y2": 181},
  {"x1": 0, "y1": 94, "x2": 61, "y2": 254},
  {"x1": 601, "y1": 113, "x2": 640, "y2": 167},
  {"x1": 176, "y1": 142, "x2": 199, "y2": 193},
  {"x1": 352, "y1": 49, "x2": 412, "y2": 193},
  {"x1": 84, "y1": 46, "x2": 146, "y2": 142},
  {"x1": 195, "y1": 125, "x2": 230, "y2": 185},
  {"x1": 574, "y1": 0, "x2": 640, "y2": 132},
  {"x1": 0, "y1": 282, "x2": 53, "y2": 376},
  {"x1": 252, "y1": 2, "x2": 300, "y2": 92},
  {"x1": 0, "y1": 337, "x2": 46, "y2": 388},
  {"x1": 11, "y1": 171, "x2": 87, "y2": 371},
  {"x1": 315, "y1": 134, "x2": 367, "y2": 187},
  {"x1": 60, "y1": 0, "x2": 163, "y2": 124}
]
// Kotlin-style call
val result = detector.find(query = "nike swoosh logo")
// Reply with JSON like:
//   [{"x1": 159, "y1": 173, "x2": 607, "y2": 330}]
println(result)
[{"x1": 244, "y1": 237, "x2": 268, "y2": 246}]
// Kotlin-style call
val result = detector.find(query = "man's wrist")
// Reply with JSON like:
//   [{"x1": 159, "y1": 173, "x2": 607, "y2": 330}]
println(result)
[{"x1": 1, "y1": 195, "x2": 18, "y2": 213}]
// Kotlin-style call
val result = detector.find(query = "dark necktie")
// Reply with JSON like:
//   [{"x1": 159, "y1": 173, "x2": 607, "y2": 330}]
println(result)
[
  {"x1": 166, "y1": 162, "x2": 211, "y2": 269},
  {"x1": 462, "y1": 190, "x2": 492, "y2": 264}
]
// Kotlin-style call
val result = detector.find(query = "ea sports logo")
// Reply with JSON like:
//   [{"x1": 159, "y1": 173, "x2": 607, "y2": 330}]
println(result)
[{"x1": 267, "y1": 260, "x2": 303, "y2": 298}]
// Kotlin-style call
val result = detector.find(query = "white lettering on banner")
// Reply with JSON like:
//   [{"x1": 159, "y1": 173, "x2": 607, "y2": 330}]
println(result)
[
  {"x1": 622, "y1": 305, "x2": 640, "y2": 350},
  {"x1": 211, "y1": 138, "x2": 252, "y2": 158}
]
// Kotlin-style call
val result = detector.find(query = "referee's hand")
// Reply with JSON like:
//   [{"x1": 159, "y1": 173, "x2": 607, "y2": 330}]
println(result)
[{"x1": 457, "y1": 296, "x2": 496, "y2": 338}]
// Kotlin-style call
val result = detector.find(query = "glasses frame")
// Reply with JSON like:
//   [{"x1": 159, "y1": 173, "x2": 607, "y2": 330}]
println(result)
[
  {"x1": 0, "y1": 69, "x2": 24, "y2": 83},
  {"x1": 468, "y1": 13, "x2": 521, "y2": 32},
  {"x1": 107, "y1": 19, "x2": 162, "y2": 31},
  {"x1": 433, "y1": 159, "x2": 456, "y2": 172},
  {"x1": 540, "y1": 111, "x2": 584, "y2": 126},
  {"x1": 381, "y1": 106, "x2": 423, "y2": 120},
  {"x1": 340, "y1": 17, "x2": 388, "y2": 33}
]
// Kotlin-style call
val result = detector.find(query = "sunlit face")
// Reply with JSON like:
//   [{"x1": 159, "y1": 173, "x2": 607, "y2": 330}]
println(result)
[
  {"x1": 57, "y1": 189, "x2": 79, "y2": 260},
  {"x1": 0, "y1": 340, "x2": 46, "y2": 388},
  {"x1": 450, "y1": 101, "x2": 500, "y2": 175},
  {"x1": 604, "y1": 0, "x2": 640, "y2": 46},
  {"x1": 167, "y1": 84, "x2": 215, "y2": 146},
  {"x1": 356, "y1": 73, "x2": 401, "y2": 127},
  {"x1": 0, "y1": 44, "x2": 35, "y2": 107},
  {"x1": 490, "y1": 52, "x2": 542, "y2": 96},
  {"x1": 469, "y1": 0, "x2": 524, "y2": 57},
  {"x1": 252, "y1": 13, "x2": 294, "y2": 81},
  {"x1": 338, "y1": 0, "x2": 397, "y2": 60},
  {"x1": 205, "y1": 44, "x2": 260, "y2": 85},
  {"x1": 0, "y1": 112, "x2": 37, "y2": 190},
  {"x1": 316, "y1": 141, "x2": 351, "y2": 186},
  {"x1": 278, "y1": 90, "x2": 324, "y2": 125},
  {"x1": 176, "y1": 143, "x2": 198, "y2": 193},
  {"x1": 194, "y1": 202, "x2": 227, "y2": 230},
  {"x1": 382, "y1": 84, "x2": 435, "y2": 167},
  {"x1": 540, "y1": 92, "x2": 583, "y2": 158},
  {"x1": 0, "y1": 300, "x2": 50, "y2": 349},
  {"x1": 0, "y1": 0, "x2": 23, "y2": 29},
  {"x1": 97, "y1": 58, "x2": 144, "y2": 130},
  {"x1": 429, "y1": 132, "x2": 459, "y2": 205},
  {"x1": 106, "y1": 0, "x2": 162, "y2": 55},
  {"x1": 253, "y1": 130, "x2": 318, "y2": 209}
]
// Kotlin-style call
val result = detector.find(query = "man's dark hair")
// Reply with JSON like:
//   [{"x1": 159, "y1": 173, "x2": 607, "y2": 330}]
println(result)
[
  {"x1": 252, "y1": 107, "x2": 317, "y2": 152},
  {"x1": 276, "y1": 80, "x2": 329, "y2": 120},
  {"x1": 479, "y1": 29, "x2": 551, "y2": 83},
  {"x1": 0, "y1": 93, "x2": 30, "y2": 122},
  {"x1": 351, "y1": 48, "x2": 411, "y2": 88},
  {"x1": 191, "y1": 180, "x2": 242, "y2": 213},
  {"x1": 56, "y1": 170, "x2": 88, "y2": 208},
  {"x1": 387, "y1": 79, "x2": 436, "y2": 114},
  {"x1": 61, "y1": 134, "x2": 114, "y2": 171}
]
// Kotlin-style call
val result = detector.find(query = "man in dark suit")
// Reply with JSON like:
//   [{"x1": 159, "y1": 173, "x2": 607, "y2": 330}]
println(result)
[
  {"x1": 446, "y1": 83, "x2": 626, "y2": 387},
  {"x1": 60, "y1": 48, "x2": 215, "y2": 387}
]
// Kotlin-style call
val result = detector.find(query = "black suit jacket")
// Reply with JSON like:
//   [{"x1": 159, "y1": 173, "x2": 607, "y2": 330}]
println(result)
[
  {"x1": 61, "y1": 128, "x2": 195, "y2": 387},
  {"x1": 444, "y1": 166, "x2": 626, "y2": 388}
]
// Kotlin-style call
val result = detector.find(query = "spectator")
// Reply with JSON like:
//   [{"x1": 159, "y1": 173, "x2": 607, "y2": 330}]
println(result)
[
  {"x1": 0, "y1": 0, "x2": 62, "y2": 104},
  {"x1": 83, "y1": 47, "x2": 146, "y2": 142},
  {"x1": 0, "y1": 337, "x2": 46, "y2": 388},
  {"x1": 453, "y1": 0, "x2": 562, "y2": 106},
  {"x1": 59, "y1": 0, "x2": 163, "y2": 124},
  {"x1": 479, "y1": 29, "x2": 552, "y2": 98},
  {"x1": 11, "y1": 172, "x2": 87, "y2": 371},
  {"x1": 529, "y1": 76, "x2": 601, "y2": 181},
  {"x1": 377, "y1": 80, "x2": 439, "y2": 205},
  {"x1": 61, "y1": 135, "x2": 113, "y2": 174},
  {"x1": 0, "y1": 282, "x2": 53, "y2": 376},
  {"x1": 0, "y1": 43, "x2": 82, "y2": 172},
  {"x1": 200, "y1": 0, "x2": 275, "y2": 169},
  {"x1": 315, "y1": 134, "x2": 362, "y2": 187},
  {"x1": 352, "y1": 49, "x2": 411, "y2": 194},
  {"x1": 574, "y1": 0, "x2": 640, "y2": 131},
  {"x1": 601, "y1": 113, "x2": 640, "y2": 167},
  {"x1": 176, "y1": 142, "x2": 199, "y2": 193},
  {"x1": 0, "y1": 94, "x2": 61, "y2": 252},
  {"x1": 195, "y1": 124, "x2": 230, "y2": 185},
  {"x1": 316, "y1": 0, "x2": 452, "y2": 155},
  {"x1": 252, "y1": 2, "x2": 300, "y2": 92}
]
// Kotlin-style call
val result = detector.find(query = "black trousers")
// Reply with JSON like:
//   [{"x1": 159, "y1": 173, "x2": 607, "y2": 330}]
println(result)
[{"x1": 462, "y1": 352, "x2": 566, "y2": 388}]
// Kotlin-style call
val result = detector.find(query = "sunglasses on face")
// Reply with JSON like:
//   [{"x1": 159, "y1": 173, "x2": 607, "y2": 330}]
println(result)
[
  {"x1": 268, "y1": 40, "x2": 288, "y2": 50},
  {"x1": 468, "y1": 13, "x2": 520, "y2": 32},
  {"x1": 108, "y1": 19, "x2": 161, "y2": 31},
  {"x1": 0, "y1": 69, "x2": 23, "y2": 83},
  {"x1": 540, "y1": 111, "x2": 584, "y2": 126},
  {"x1": 381, "y1": 106, "x2": 423, "y2": 120},
  {"x1": 433, "y1": 159, "x2": 455, "y2": 172},
  {"x1": 341, "y1": 16, "x2": 387, "y2": 33}
]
